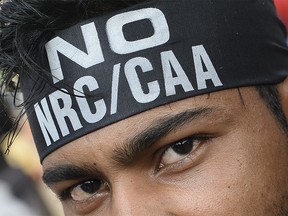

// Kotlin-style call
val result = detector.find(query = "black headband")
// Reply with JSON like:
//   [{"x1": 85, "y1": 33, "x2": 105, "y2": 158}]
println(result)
[{"x1": 21, "y1": 0, "x2": 288, "y2": 161}]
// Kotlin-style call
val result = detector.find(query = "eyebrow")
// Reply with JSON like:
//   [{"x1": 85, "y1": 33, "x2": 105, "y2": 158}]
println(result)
[
  {"x1": 112, "y1": 107, "x2": 214, "y2": 166},
  {"x1": 43, "y1": 107, "x2": 215, "y2": 186},
  {"x1": 43, "y1": 164, "x2": 104, "y2": 186}
]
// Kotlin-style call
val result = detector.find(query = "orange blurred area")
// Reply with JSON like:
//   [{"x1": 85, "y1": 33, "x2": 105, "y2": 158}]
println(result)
[{"x1": 1, "y1": 120, "x2": 64, "y2": 216}]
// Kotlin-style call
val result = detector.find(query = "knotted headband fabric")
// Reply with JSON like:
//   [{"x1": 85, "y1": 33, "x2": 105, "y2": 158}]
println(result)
[{"x1": 21, "y1": 0, "x2": 288, "y2": 161}]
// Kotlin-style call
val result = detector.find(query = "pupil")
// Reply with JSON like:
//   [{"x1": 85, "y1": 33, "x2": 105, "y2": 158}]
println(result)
[
  {"x1": 81, "y1": 180, "x2": 101, "y2": 194},
  {"x1": 172, "y1": 139, "x2": 193, "y2": 155}
]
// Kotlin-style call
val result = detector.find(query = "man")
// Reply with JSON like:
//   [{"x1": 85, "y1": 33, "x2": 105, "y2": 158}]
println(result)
[{"x1": 0, "y1": 0, "x2": 287, "y2": 215}]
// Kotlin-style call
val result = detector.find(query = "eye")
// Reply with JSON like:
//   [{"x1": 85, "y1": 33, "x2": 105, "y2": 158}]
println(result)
[
  {"x1": 158, "y1": 136, "x2": 207, "y2": 170},
  {"x1": 60, "y1": 179, "x2": 109, "y2": 202}
]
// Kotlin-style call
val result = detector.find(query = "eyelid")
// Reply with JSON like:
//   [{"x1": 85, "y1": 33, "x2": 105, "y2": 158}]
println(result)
[
  {"x1": 58, "y1": 178, "x2": 103, "y2": 201},
  {"x1": 58, "y1": 180, "x2": 110, "y2": 215},
  {"x1": 155, "y1": 134, "x2": 212, "y2": 173},
  {"x1": 58, "y1": 182, "x2": 80, "y2": 201},
  {"x1": 161, "y1": 134, "x2": 211, "y2": 153}
]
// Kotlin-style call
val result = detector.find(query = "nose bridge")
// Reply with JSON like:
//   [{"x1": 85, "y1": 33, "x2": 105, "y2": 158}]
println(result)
[{"x1": 109, "y1": 173, "x2": 161, "y2": 215}]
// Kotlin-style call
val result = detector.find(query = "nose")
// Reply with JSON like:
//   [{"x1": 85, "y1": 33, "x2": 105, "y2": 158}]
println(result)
[{"x1": 109, "y1": 174, "x2": 164, "y2": 215}]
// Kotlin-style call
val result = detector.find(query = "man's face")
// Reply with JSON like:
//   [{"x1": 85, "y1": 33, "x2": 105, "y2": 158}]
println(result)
[{"x1": 42, "y1": 87, "x2": 288, "y2": 216}]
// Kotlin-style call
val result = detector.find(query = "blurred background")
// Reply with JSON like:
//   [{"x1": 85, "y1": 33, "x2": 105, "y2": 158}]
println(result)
[
  {"x1": 0, "y1": 0, "x2": 64, "y2": 214},
  {"x1": 0, "y1": 95, "x2": 65, "y2": 216}
]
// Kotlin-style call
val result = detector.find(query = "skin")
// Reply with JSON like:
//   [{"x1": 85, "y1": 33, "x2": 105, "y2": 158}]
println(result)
[{"x1": 42, "y1": 84, "x2": 288, "y2": 216}]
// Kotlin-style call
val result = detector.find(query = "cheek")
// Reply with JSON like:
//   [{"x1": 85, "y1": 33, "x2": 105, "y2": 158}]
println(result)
[{"x1": 162, "y1": 127, "x2": 288, "y2": 215}]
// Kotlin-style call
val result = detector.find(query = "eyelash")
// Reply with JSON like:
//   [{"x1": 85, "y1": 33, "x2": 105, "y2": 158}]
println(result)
[
  {"x1": 58, "y1": 183, "x2": 79, "y2": 201},
  {"x1": 58, "y1": 179, "x2": 101, "y2": 201},
  {"x1": 57, "y1": 135, "x2": 211, "y2": 201},
  {"x1": 156, "y1": 134, "x2": 211, "y2": 171}
]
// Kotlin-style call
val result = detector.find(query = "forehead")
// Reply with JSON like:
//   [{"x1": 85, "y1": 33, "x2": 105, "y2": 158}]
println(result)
[{"x1": 42, "y1": 87, "x2": 268, "y2": 168}]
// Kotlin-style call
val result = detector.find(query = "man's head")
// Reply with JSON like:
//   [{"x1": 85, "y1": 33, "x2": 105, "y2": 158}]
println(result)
[{"x1": 0, "y1": 0, "x2": 288, "y2": 215}]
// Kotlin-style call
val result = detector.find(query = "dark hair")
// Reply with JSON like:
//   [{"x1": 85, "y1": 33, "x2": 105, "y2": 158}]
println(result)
[
  {"x1": 0, "y1": 98, "x2": 12, "y2": 135},
  {"x1": 256, "y1": 85, "x2": 287, "y2": 133},
  {"x1": 0, "y1": 98, "x2": 12, "y2": 169},
  {"x1": 0, "y1": 0, "x2": 286, "y2": 150},
  {"x1": 0, "y1": 0, "x2": 149, "y2": 150},
  {"x1": 0, "y1": 0, "x2": 150, "y2": 91}
]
